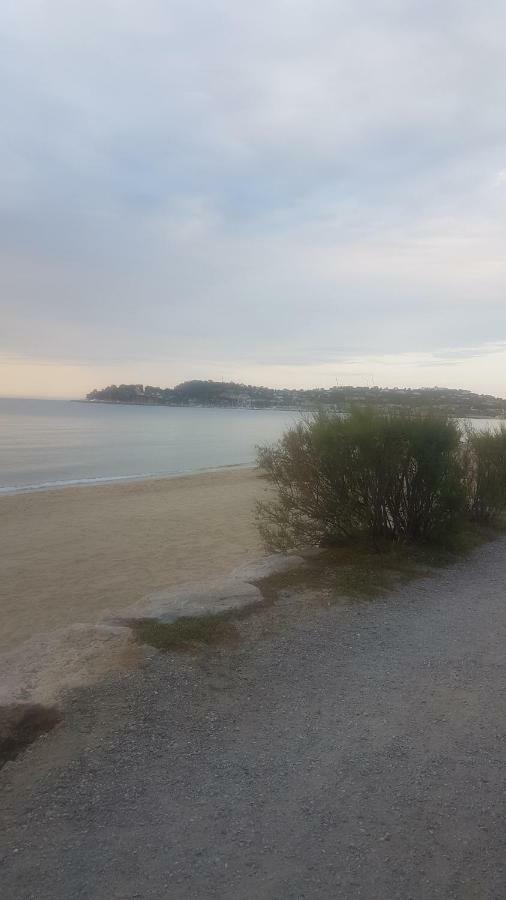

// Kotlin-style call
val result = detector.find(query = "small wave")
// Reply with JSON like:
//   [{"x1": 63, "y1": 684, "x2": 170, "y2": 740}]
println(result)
[
  {"x1": 0, "y1": 473, "x2": 159, "y2": 496},
  {"x1": 0, "y1": 463, "x2": 256, "y2": 496}
]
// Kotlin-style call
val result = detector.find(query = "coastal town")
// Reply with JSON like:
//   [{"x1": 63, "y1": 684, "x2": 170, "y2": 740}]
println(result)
[{"x1": 86, "y1": 380, "x2": 506, "y2": 418}]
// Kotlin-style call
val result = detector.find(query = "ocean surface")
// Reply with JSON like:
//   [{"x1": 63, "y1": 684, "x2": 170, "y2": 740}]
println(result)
[
  {"x1": 0, "y1": 398, "x2": 302, "y2": 494},
  {"x1": 0, "y1": 398, "x2": 503, "y2": 495}
]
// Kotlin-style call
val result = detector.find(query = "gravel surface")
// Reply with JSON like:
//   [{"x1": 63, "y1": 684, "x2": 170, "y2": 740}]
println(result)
[{"x1": 1, "y1": 538, "x2": 506, "y2": 899}]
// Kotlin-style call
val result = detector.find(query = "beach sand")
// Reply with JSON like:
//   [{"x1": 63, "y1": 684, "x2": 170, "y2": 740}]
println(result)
[{"x1": 0, "y1": 468, "x2": 267, "y2": 652}]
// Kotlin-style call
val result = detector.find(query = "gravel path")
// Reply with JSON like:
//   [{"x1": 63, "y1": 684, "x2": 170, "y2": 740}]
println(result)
[{"x1": 1, "y1": 538, "x2": 506, "y2": 899}]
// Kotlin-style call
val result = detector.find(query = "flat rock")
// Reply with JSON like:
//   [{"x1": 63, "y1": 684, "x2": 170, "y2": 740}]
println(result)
[
  {"x1": 108, "y1": 556, "x2": 306, "y2": 627},
  {"x1": 109, "y1": 578, "x2": 263, "y2": 626}
]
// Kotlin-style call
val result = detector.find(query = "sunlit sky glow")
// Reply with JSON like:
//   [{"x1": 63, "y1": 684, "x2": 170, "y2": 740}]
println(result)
[{"x1": 2, "y1": 1, "x2": 506, "y2": 398}]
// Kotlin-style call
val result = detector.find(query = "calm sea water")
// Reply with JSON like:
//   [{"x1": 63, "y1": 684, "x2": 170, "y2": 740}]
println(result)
[
  {"x1": 0, "y1": 398, "x2": 503, "y2": 495},
  {"x1": 0, "y1": 398, "x2": 302, "y2": 494}
]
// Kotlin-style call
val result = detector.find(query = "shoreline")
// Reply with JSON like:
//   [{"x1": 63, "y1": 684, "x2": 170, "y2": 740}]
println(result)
[
  {"x1": 0, "y1": 467, "x2": 267, "y2": 652},
  {"x1": 0, "y1": 462, "x2": 256, "y2": 498},
  {"x1": 75, "y1": 399, "x2": 506, "y2": 419},
  {"x1": 74, "y1": 399, "x2": 307, "y2": 413}
]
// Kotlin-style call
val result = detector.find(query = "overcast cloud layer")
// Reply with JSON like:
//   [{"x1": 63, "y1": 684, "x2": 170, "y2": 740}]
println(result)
[{"x1": 1, "y1": 0, "x2": 506, "y2": 396}]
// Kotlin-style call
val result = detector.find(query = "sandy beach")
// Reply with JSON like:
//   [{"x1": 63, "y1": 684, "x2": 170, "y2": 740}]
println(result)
[{"x1": 0, "y1": 468, "x2": 267, "y2": 652}]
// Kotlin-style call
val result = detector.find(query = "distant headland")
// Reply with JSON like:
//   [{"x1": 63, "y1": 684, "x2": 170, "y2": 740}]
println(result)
[{"x1": 85, "y1": 380, "x2": 506, "y2": 418}]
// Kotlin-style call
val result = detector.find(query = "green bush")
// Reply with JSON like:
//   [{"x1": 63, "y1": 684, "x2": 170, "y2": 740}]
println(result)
[
  {"x1": 467, "y1": 426, "x2": 506, "y2": 522},
  {"x1": 257, "y1": 409, "x2": 469, "y2": 550}
]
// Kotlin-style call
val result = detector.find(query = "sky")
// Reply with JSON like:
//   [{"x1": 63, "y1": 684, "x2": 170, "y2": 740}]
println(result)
[{"x1": 1, "y1": 0, "x2": 506, "y2": 399}]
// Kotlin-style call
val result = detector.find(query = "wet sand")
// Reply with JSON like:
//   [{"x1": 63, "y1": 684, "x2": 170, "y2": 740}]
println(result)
[{"x1": 0, "y1": 468, "x2": 267, "y2": 651}]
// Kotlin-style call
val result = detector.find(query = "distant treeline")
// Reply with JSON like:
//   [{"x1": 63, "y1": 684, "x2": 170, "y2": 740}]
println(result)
[{"x1": 86, "y1": 380, "x2": 506, "y2": 417}]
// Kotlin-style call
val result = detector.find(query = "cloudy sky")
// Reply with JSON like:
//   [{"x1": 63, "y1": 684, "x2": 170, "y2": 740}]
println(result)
[{"x1": 2, "y1": 0, "x2": 506, "y2": 398}]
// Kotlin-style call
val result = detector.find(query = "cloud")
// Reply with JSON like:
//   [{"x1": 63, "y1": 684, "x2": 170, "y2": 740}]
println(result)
[{"x1": 1, "y1": 1, "x2": 506, "y2": 395}]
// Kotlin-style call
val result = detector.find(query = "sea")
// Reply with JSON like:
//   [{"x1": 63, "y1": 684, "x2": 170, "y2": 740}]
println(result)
[
  {"x1": 0, "y1": 398, "x2": 302, "y2": 494},
  {"x1": 0, "y1": 398, "x2": 503, "y2": 495}
]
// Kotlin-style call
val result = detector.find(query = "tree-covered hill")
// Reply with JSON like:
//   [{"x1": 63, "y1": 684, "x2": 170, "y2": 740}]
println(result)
[{"x1": 85, "y1": 380, "x2": 506, "y2": 417}]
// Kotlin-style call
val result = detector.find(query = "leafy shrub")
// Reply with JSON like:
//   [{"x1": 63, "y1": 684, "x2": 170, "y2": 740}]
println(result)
[
  {"x1": 466, "y1": 426, "x2": 506, "y2": 522},
  {"x1": 257, "y1": 409, "x2": 468, "y2": 549}
]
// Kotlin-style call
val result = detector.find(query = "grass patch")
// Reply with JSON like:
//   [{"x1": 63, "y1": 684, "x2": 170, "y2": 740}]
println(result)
[
  {"x1": 131, "y1": 612, "x2": 239, "y2": 651},
  {"x1": 259, "y1": 524, "x2": 498, "y2": 605}
]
